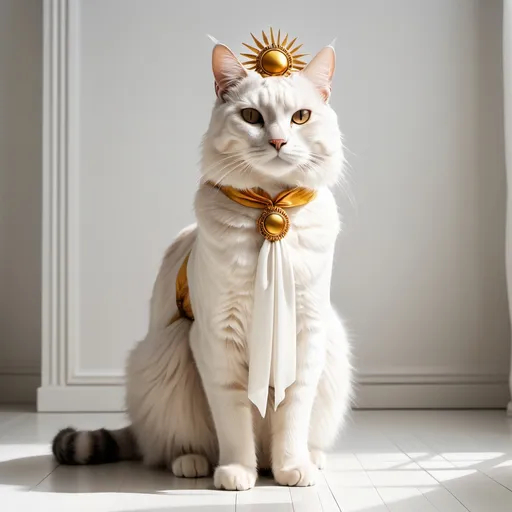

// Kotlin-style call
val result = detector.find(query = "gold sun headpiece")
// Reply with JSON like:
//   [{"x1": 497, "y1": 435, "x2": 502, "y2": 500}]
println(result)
[{"x1": 241, "y1": 28, "x2": 308, "y2": 77}]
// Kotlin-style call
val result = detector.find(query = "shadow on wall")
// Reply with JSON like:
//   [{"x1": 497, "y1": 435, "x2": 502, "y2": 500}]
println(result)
[{"x1": 0, "y1": 1, "x2": 43, "y2": 401}]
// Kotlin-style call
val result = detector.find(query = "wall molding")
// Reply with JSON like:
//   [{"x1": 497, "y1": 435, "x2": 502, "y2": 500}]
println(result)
[
  {"x1": 41, "y1": 0, "x2": 67, "y2": 396},
  {"x1": 62, "y1": 367, "x2": 511, "y2": 388},
  {"x1": 503, "y1": 0, "x2": 512, "y2": 416},
  {"x1": 37, "y1": 379, "x2": 509, "y2": 412},
  {"x1": 66, "y1": 369, "x2": 511, "y2": 387},
  {"x1": 358, "y1": 371, "x2": 509, "y2": 385},
  {"x1": 40, "y1": 0, "x2": 82, "y2": 405}
]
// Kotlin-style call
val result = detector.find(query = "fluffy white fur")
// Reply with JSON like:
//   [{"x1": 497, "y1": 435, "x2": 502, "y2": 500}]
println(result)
[{"x1": 54, "y1": 43, "x2": 352, "y2": 491}]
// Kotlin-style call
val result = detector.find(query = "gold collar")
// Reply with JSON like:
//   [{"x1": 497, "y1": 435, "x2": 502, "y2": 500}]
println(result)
[{"x1": 213, "y1": 184, "x2": 317, "y2": 242}]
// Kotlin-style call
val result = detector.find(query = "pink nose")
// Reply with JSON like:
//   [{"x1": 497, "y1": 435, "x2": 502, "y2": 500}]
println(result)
[{"x1": 269, "y1": 139, "x2": 287, "y2": 151}]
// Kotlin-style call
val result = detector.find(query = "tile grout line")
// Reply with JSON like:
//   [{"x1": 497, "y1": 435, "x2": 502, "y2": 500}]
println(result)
[
  {"x1": 386, "y1": 432, "x2": 471, "y2": 511},
  {"x1": 407, "y1": 433, "x2": 479, "y2": 511},
  {"x1": 372, "y1": 439, "x2": 408, "y2": 512},
  {"x1": 371, "y1": 481, "x2": 391, "y2": 511},
  {"x1": 29, "y1": 462, "x2": 60, "y2": 492},
  {"x1": 322, "y1": 470, "x2": 342, "y2": 512},
  {"x1": 288, "y1": 486, "x2": 295, "y2": 512},
  {"x1": 420, "y1": 485, "x2": 470, "y2": 512},
  {"x1": 422, "y1": 466, "x2": 474, "y2": 511},
  {"x1": 478, "y1": 469, "x2": 512, "y2": 494}
]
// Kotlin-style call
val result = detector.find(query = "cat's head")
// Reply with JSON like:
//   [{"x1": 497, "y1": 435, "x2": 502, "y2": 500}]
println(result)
[{"x1": 201, "y1": 43, "x2": 344, "y2": 190}]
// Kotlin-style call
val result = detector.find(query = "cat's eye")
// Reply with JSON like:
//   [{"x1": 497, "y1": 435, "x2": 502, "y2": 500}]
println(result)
[
  {"x1": 241, "y1": 108, "x2": 263, "y2": 125},
  {"x1": 291, "y1": 109, "x2": 311, "y2": 125}
]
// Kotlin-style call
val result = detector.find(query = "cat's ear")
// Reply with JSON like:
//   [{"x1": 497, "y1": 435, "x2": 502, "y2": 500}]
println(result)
[
  {"x1": 301, "y1": 46, "x2": 336, "y2": 102},
  {"x1": 212, "y1": 44, "x2": 248, "y2": 98}
]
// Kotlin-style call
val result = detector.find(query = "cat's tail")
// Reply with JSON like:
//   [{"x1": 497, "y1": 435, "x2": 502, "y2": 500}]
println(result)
[{"x1": 52, "y1": 425, "x2": 137, "y2": 465}]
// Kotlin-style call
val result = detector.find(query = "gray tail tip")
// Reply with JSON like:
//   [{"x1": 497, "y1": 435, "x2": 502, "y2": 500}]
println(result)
[
  {"x1": 52, "y1": 426, "x2": 78, "y2": 464},
  {"x1": 51, "y1": 427, "x2": 121, "y2": 465}
]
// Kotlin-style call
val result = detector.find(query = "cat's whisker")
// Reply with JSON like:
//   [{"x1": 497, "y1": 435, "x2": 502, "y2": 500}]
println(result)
[
  {"x1": 202, "y1": 150, "x2": 261, "y2": 175},
  {"x1": 203, "y1": 153, "x2": 246, "y2": 173},
  {"x1": 210, "y1": 158, "x2": 253, "y2": 186}
]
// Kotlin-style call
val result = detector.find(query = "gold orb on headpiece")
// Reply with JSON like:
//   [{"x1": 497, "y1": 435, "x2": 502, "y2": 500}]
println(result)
[{"x1": 241, "y1": 28, "x2": 308, "y2": 77}]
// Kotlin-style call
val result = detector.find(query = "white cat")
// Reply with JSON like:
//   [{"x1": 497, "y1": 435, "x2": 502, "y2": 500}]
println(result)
[{"x1": 52, "y1": 42, "x2": 352, "y2": 491}]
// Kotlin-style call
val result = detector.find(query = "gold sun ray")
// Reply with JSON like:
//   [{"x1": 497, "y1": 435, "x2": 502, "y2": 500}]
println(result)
[
  {"x1": 251, "y1": 33, "x2": 264, "y2": 50},
  {"x1": 240, "y1": 29, "x2": 309, "y2": 77},
  {"x1": 286, "y1": 37, "x2": 297, "y2": 50},
  {"x1": 242, "y1": 43, "x2": 259, "y2": 54}
]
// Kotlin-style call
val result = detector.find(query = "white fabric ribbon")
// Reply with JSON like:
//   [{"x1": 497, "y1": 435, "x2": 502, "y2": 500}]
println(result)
[{"x1": 248, "y1": 239, "x2": 296, "y2": 417}]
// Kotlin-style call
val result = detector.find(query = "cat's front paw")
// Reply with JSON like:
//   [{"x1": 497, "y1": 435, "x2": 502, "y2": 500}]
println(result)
[
  {"x1": 214, "y1": 464, "x2": 257, "y2": 491},
  {"x1": 273, "y1": 461, "x2": 318, "y2": 487}
]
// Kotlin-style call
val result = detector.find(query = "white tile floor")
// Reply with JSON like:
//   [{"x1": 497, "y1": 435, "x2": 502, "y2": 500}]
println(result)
[{"x1": 0, "y1": 408, "x2": 511, "y2": 511}]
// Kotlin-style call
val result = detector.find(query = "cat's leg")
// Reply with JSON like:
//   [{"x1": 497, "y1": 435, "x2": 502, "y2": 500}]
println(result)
[
  {"x1": 126, "y1": 320, "x2": 217, "y2": 475},
  {"x1": 190, "y1": 325, "x2": 257, "y2": 491},
  {"x1": 270, "y1": 329, "x2": 325, "y2": 487},
  {"x1": 309, "y1": 310, "x2": 352, "y2": 470},
  {"x1": 254, "y1": 410, "x2": 272, "y2": 473}
]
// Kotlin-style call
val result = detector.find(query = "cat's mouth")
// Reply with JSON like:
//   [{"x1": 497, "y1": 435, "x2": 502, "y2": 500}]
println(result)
[
  {"x1": 270, "y1": 152, "x2": 305, "y2": 168},
  {"x1": 243, "y1": 149, "x2": 307, "y2": 175}
]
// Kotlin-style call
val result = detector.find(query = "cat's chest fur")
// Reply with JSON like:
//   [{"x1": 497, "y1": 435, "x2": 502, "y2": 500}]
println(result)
[{"x1": 190, "y1": 185, "x2": 339, "y2": 347}]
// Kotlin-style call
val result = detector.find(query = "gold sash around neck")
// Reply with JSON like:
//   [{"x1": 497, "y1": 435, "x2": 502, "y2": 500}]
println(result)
[
  {"x1": 217, "y1": 185, "x2": 317, "y2": 210},
  {"x1": 215, "y1": 184, "x2": 317, "y2": 242},
  {"x1": 169, "y1": 183, "x2": 317, "y2": 325}
]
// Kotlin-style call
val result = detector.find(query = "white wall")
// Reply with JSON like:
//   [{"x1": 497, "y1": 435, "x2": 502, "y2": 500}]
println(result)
[
  {"x1": 0, "y1": 0, "x2": 42, "y2": 402},
  {"x1": 334, "y1": 0, "x2": 510, "y2": 388},
  {"x1": 2, "y1": 0, "x2": 509, "y2": 407}
]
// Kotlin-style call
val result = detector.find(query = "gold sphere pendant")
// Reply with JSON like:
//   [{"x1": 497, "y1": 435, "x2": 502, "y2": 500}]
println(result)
[{"x1": 258, "y1": 206, "x2": 290, "y2": 241}]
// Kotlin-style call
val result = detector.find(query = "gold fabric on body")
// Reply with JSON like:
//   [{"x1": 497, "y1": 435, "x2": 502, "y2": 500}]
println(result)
[
  {"x1": 169, "y1": 184, "x2": 316, "y2": 325},
  {"x1": 169, "y1": 253, "x2": 194, "y2": 323},
  {"x1": 218, "y1": 185, "x2": 316, "y2": 210}
]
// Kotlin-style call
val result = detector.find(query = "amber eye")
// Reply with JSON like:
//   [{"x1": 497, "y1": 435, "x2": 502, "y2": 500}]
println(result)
[
  {"x1": 241, "y1": 108, "x2": 263, "y2": 125},
  {"x1": 292, "y1": 109, "x2": 311, "y2": 125}
]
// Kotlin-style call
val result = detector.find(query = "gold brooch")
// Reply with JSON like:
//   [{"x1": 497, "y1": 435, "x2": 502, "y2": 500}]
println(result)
[
  {"x1": 241, "y1": 28, "x2": 307, "y2": 77},
  {"x1": 258, "y1": 206, "x2": 290, "y2": 242}
]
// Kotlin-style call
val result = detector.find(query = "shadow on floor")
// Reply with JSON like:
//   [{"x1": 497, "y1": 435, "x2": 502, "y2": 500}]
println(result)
[
  {"x1": 0, "y1": 454, "x2": 280, "y2": 493},
  {"x1": 112, "y1": 508, "x2": 292, "y2": 512}
]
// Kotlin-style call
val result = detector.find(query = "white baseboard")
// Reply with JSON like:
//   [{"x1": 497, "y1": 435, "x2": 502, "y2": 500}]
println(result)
[
  {"x1": 37, "y1": 379, "x2": 510, "y2": 412},
  {"x1": 356, "y1": 382, "x2": 509, "y2": 409}
]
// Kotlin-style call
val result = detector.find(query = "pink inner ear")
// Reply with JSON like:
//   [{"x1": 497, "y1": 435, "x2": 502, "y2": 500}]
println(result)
[
  {"x1": 301, "y1": 46, "x2": 336, "y2": 102},
  {"x1": 212, "y1": 44, "x2": 248, "y2": 98}
]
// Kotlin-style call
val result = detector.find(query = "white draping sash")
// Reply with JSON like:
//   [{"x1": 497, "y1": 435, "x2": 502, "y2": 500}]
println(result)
[{"x1": 247, "y1": 239, "x2": 296, "y2": 417}]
